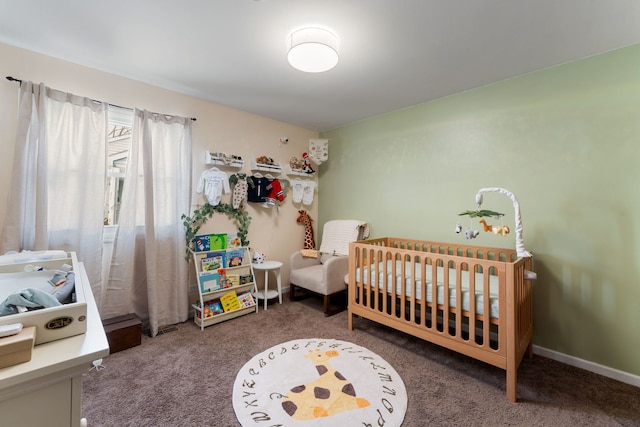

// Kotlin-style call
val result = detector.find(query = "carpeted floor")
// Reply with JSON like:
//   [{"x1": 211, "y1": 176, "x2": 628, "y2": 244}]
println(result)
[{"x1": 82, "y1": 294, "x2": 640, "y2": 426}]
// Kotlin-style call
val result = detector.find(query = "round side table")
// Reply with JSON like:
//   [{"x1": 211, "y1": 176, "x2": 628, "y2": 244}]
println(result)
[{"x1": 251, "y1": 260, "x2": 283, "y2": 310}]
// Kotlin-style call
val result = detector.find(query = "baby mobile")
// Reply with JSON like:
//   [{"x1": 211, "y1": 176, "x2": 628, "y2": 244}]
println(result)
[
  {"x1": 455, "y1": 187, "x2": 532, "y2": 259},
  {"x1": 456, "y1": 208, "x2": 509, "y2": 240},
  {"x1": 455, "y1": 187, "x2": 536, "y2": 280},
  {"x1": 456, "y1": 187, "x2": 516, "y2": 241}
]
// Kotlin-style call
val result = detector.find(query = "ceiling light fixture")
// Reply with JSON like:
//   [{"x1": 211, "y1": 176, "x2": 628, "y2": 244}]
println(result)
[{"x1": 287, "y1": 27, "x2": 339, "y2": 73}]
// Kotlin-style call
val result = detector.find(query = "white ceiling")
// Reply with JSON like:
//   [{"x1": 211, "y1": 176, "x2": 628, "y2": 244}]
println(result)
[{"x1": 1, "y1": 0, "x2": 640, "y2": 132}]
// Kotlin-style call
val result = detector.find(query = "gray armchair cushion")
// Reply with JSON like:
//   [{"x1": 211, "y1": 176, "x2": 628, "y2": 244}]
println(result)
[{"x1": 289, "y1": 251, "x2": 348, "y2": 296}]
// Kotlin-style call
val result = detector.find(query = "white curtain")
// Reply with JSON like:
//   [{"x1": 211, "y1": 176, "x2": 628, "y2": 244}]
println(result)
[
  {"x1": 0, "y1": 82, "x2": 107, "y2": 292},
  {"x1": 103, "y1": 109, "x2": 192, "y2": 336}
]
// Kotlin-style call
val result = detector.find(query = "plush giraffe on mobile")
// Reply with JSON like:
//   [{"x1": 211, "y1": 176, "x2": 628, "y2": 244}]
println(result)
[
  {"x1": 296, "y1": 210, "x2": 316, "y2": 250},
  {"x1": 478, "y1": 218, "x2": 493, "y2": 232},
  {"x1": 281, "y1": 348, "x2": 370, "y2": 420}
]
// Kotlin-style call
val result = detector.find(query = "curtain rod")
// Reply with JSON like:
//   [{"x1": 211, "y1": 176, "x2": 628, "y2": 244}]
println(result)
[{"x1": 5, "y1": 76, "x2": 196, "y2": 121}]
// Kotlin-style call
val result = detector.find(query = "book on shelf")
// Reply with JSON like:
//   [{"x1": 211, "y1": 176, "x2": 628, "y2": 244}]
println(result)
[
  {"x1": 237, "y1": 292, "x2": 256, "y2": 308},
  {"x1": 227, "y1": 233, "x2": 242, "y2": 248},
  {"x1": 240, "y1": 273, "x2": 253, "y2": 285},
  {"x1": 197, "y1": 299, "x2": 224, "y2": 318},
  {"x1": 194, "y1": 233, "x2": 228, "y2": 252},
  {"x1": 220, "y1": 290, "x2": 240, "y2": 312},
  {"x1": 200, "y1": 268, "x2": 230, "y2": 292},
  {"x1": 199, "y1": 272, "x2": 222, "y2": 293},
  {"x1": 226, "y1": 248, "x2": 244, "y2": 267},
  {"x1": 202, "y1": 251, "x2": 226, "y2": 271},
  {"x1": 227, "y1": 274, "x2": 240, "y2": 287}
]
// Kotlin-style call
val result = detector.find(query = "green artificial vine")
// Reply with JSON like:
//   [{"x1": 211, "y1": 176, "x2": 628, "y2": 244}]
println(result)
[{"x1": 181, "y1": 203, "x2": 251, "y2": 261}]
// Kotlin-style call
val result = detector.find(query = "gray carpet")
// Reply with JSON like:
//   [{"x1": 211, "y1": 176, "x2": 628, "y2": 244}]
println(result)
[{"x1": 82, "y1": 295, "x2": 640, "y2": 426}]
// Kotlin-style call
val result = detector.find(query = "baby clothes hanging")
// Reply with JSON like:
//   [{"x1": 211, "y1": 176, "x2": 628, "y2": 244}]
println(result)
[
  {"x1": 247, "y1": 174, "x2": 271, "y2": 204},
  {"x1": 291, "y1": 178, "x2": 305, "y2": 203},
  {"x1": 302, "y1": 180, "x2": 317, "y2": 206},
  {"x1": 262, "y1": 177, "x2": 285, "y2": 208},
  {"x1": 230, "y1": 173, "x2": 249, "y2": 209},
  {"x1": 197, "y1": 167, "x2": 230, "y2": 206}
]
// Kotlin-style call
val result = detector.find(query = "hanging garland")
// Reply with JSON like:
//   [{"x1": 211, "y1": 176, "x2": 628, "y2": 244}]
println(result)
[{"x1": 181, "y1": 203, "x2": 251, "y2": 261}]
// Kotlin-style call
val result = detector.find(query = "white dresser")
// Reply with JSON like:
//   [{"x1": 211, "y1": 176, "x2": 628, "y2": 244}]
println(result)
[{"x1": 0, "y1": 261, "x2": 109, "y2": 427}]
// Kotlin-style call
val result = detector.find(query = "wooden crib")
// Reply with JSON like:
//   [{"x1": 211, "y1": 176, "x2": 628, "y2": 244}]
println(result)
[{"x1": 347, "y1": 237, "x2": 534, "y2": 402}]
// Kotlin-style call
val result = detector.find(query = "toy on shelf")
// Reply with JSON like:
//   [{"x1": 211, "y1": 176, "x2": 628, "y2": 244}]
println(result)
[
  {"x1": 301, "y1": 152, "x2": 314, "y2": 174},
  {"x1": 251, "y1": 156, "x2": 282, "y2": 174},
  {"x1": 287, "y1": 154, "x2": 316, "y2": 177}
]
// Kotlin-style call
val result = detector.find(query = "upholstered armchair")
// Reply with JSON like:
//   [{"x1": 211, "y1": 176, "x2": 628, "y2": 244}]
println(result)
[{"x1": 289, "y1": 220, "x2": 368, "y2": 316}]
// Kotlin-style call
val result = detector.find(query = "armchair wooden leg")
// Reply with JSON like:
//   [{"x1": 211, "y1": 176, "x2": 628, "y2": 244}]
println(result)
[
  {"x1": 290, "y1": 283, "x2": 311, "y2": 302},
  {"x1": 290, "y1": 284, "x2": 347, "y2": 316},
  {"x1": 322, "y1": 292, "x2": 347, "y2": 317}
]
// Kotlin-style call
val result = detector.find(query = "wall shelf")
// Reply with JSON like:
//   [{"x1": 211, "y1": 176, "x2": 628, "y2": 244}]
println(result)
[
  {"x1": 285, "y1": 165, "x2": 315, "y2": 177},
  {"x1": 205, "y1": 150, "x2": 244, "y2": 168},
  {"x1": 250, "y1": 159, "x2": 282, "y2": 174}
]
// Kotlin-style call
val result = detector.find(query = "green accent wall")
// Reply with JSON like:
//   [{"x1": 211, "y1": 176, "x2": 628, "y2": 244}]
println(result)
[{"x1": 320, "y1": 43, "x2": 640, "y2": 376}]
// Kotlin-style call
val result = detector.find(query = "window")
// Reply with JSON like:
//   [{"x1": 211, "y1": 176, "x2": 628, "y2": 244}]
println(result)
[{"x1": 104, "y1": 106, "x2": 133, "y2": 226}]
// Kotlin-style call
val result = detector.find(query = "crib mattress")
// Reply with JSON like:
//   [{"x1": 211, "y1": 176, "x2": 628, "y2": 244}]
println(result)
[{"x1": 355, "y1": 261, "x2": 500, "y2": 318}]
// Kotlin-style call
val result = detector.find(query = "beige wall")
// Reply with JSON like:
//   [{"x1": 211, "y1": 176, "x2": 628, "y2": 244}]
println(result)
[
  {"x1": 320, "y1": 43, "x2": 640, "y2": 378},
  {"x1": 0, "y1": 42, "x2": 319, "y2": 294}
]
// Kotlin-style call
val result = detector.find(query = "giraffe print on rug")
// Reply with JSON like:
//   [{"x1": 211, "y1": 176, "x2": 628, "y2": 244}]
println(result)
[{"x1": 281, "y1": 348, "x2": 370, "y2": 420}]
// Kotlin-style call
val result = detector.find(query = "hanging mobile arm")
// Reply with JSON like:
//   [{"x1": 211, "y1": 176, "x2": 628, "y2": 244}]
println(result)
[
  {"x1": 475, "y1": 187, "x2": 532, "y2": 259},
  {"x1": 475, "y1": 187, "x2": 536, "y2": 280}
]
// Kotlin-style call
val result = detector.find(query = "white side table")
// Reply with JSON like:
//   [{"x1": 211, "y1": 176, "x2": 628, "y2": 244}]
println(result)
[{"x1": 251, "y1": 260, "x2": 283, "y2": 310}]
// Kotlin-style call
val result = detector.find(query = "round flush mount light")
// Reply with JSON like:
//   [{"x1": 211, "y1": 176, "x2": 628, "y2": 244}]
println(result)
[{"x1": 287, "y1": 27, "x2": 339, "y2": 73}]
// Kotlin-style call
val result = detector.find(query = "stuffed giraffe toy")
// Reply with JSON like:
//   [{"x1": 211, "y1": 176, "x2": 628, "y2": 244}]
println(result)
[
  {"x1": 281, "y1": 348, "x2": 370, "y2": 420},
  {"x1": 479, "y1": 218, "x2": 493, "y2": 232},
  {"x1": 296, "y1": 210, "x2": 317, "y2": 257}
]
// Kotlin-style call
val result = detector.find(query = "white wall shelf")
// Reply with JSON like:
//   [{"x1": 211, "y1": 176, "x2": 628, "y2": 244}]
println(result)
[
  {"x1": 205, "y1": 150, "x2": 244, "y2": 168},
  {"x1": 285, "y1": 165, "x2": 315, "y2": 177},
  {"x1": 250, "y1": 159, "x2": 282, "y2": 174}
]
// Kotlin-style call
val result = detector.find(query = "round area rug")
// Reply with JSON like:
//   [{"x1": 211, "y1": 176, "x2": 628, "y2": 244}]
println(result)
[{"x1": 233, "y1": 338, "x2": 407, "y2": 427}]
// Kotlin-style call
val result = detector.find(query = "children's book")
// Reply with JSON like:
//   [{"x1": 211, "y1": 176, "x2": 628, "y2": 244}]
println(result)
[
  {"x1": 227, "y1": 233, "x2": 242, "y2": 248},
  {"x1": 202, "y1": 251, "x2": 226, "y2": 271},
  {"x1": 237, "y1": 292, "x2": 256, "y2": 308},
  {"x1": 194, "y1": 233, "x2": 227, "y2": 252},
  {"x1": 226, "y1": 248, "x2": 244, "y2": 267},
  {"x1": 208, "y1": 300, "x2": 224, "y2": 315},
  {"x1": 227, "y1": 274, "x2": 240, "y2": 287},
  {"x1": 220, "y1": 290, "x2": 240, "y2": 312},
  {"x1": 199, "y1": 273, "x2": 221, "y2": 293},
  {"x1": 198, "y1": 300, "x2": 224, "y2": 318},
  {"x1": 217, "y1": 268, "x2": 230, "y2": 289}
]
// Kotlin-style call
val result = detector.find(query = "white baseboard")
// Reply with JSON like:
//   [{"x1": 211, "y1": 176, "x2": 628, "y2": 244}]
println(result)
[{"x1": 533, "y1": 345, "x2": 640, "y2": 388}]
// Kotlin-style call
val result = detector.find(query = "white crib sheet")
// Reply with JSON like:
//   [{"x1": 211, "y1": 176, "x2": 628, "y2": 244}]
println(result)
[{"x1": 355, "y1": 261, "x2": 500, "y2": 318}]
